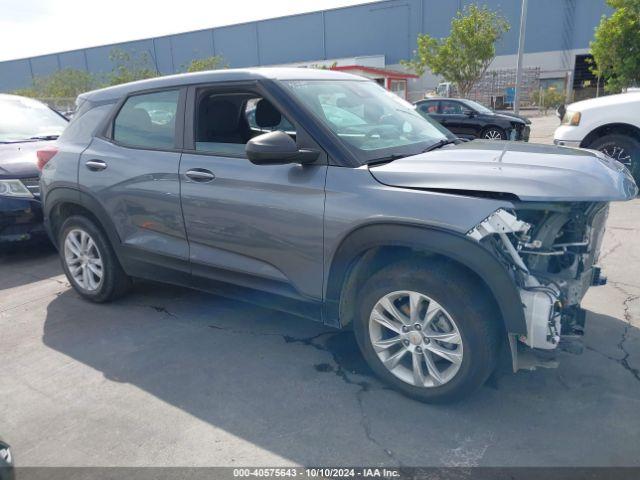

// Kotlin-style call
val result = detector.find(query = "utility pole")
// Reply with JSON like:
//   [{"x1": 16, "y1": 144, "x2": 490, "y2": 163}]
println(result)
[{"x1": 514, "y1": 0, "x2": 528, "y2": 115}]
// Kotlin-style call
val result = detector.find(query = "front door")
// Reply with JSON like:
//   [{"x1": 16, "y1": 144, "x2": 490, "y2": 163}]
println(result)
[
  {"x1": 438, "y1": 100, "x2": 476, "y2": 138},
  {"x1": 179, "y1": 84, "x2": 327, "y2": 307}
]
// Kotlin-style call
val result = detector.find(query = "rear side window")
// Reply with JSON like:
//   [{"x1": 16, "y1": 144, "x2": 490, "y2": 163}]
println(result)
[{"x1": 113, "y1": 90, "x2": 179, "y2": 149}]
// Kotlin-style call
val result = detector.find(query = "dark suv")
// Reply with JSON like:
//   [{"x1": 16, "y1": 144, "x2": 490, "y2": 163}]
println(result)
[
  {"x1": 415, "y1": 98, "x2": 531, "y2": 141},
  {"x1": 41, "y1": 69, "x2": 637, "y2": 403}
]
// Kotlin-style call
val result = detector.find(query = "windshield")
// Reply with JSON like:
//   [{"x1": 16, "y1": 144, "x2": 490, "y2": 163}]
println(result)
[
  {"x1": 281, "y1": 80, "x2": 447, "y2": 163},
  {"x1": 461, "y1": 99, "x2": 493, "y2": 115},
  {"x1": 0, "y1": 96, "x2": 68, "y2": 143}
]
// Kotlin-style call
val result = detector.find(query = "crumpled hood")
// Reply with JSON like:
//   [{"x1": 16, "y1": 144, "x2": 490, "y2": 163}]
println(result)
[
  {"x1": 369, "y1": 141, "x2": 638, "y2": 202},
  {"x1": 0, "y1": 141, "x2": 45, "y2": 178}
]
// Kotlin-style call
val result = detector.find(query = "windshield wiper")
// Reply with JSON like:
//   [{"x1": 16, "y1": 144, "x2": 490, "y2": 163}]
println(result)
[
  {"x1": 367, "y1": 153, "x2": 408, "y2": 166},
  {"x1": 29, "y1": 135, "x2": 60, "y2": 141},
  {"x1": 422, "y1": 139, "x2": 459, "y2": 153}
]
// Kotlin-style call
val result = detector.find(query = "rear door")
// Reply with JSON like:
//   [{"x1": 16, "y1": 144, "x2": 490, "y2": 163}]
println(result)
[
  {"x1": 179, "y1": 82, "x2": 327, "y2": 306},
  {"x1": 78, "y1": 88, "x2": 189, "y2": 274}
]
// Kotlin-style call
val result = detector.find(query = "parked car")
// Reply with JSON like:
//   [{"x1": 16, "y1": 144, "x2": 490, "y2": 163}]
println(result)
[
  {"x1": 41, "y1": 69, "x2": 637, "y2": 403},
  {"x1": 0, "y1": 94, "x2": 67, "y2": 245},
  {"x1": 415, "y1": 98, "x2": 531, "y2": 141},
  {"x1": 554, "y1": 91, "x2": 640, "y2": 183},
  {"x1": 0, "y1": 439, "x2": 13, "y2": 480}
]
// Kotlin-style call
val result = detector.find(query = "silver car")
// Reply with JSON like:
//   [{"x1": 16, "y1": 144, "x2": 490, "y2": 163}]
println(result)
[{"x1": 40, "y1": 68, "x2": 638, "y2": 403}]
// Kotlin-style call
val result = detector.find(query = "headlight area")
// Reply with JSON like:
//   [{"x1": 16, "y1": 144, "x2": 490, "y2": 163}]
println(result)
[
  {"x1": 467, "y1": 204, "x2": 608, "y2": 356},
  {"x1": 0, "y1": 178, "x2": 44, "y2": 243},
  {"x1": 0, "y1": 179, "x2": 34, "y2": 198},
  {"x1": 561, "y1": 110, "x2": 581, "y2": 126}
]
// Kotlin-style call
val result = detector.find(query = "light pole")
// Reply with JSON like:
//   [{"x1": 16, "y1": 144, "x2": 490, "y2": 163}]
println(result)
[{"x1": 514, "y1": 0, "x2": 528, "y2": 115}]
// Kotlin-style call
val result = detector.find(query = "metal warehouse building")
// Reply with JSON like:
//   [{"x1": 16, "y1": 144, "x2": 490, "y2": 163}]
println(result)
[{"x1": 0, "y1": 0, "x2": 610, "y2": 103}]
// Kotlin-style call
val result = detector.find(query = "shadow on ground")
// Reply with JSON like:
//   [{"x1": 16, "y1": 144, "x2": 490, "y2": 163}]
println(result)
[
  {"x1": 0, "y1": 240, "x2": 58, "y2": 290},
  {"x1": 38, "y1": 281, "x2": 640, "y2": 467}
]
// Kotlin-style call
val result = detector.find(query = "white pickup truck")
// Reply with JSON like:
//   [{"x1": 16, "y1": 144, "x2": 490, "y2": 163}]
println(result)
[{"x1": 554, "y1": 91, "x2": 640, "y2": 183}]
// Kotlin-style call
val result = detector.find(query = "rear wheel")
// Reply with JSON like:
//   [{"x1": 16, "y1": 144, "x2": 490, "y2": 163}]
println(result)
[
  {"x1": 59, "y1": 215, "x2": 131, "y2": 302},
  {"x1": 588, "y1": 134, "x2": 640, "y2": 182},
  {"x1": 353, "y1": 259, "x2": 500, "y2": 403}
]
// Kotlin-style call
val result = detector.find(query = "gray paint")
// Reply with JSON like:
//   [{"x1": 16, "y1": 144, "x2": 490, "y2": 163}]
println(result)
[
  {"x1": 0, "y1": 0, "x2": 611, "y2": 92},
  {"x1": 180, "y1": 154, "x2": 327, "y2": 299},
  {"x1": 370, "y1": 141, "x2": 639, "y2": 202},
  {"x1": 77, "y1": 137, "x2": 188, "y2": 260}
]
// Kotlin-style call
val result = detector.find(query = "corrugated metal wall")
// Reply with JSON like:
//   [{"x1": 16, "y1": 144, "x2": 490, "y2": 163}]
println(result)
[{"x1": 0, "y1": 0, "x2": 610, "y2": 92}]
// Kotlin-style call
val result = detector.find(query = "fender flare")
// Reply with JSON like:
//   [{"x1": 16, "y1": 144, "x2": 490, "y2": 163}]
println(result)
[
  {"x1": 324, "y1": 223, "x2": 526, "y2": 335},
  {"x1": 44, "y1": 186, "x2": 122, "y2": 252}
]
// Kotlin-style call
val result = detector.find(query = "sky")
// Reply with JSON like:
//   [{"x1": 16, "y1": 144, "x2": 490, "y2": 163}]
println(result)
[{"x1": 0, "y1": 0, "x2": 374, "y2": 61}]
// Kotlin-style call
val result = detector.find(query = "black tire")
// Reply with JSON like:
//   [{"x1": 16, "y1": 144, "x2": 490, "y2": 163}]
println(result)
[
  {"x1": 58, "y1": 215, "x2": 131, "y2": 302},
  {"x1": 353, "y1": 259, "x2": 501, "y2": 403},
  {"x1": 481, "y1": 127, "x2": 506, "y2": 141},
  {"x1": 588, "y1": 134, "x2": 640, "y2": 183}
]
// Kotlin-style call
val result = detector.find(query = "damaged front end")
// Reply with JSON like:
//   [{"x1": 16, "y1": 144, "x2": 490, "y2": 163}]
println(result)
[{"x1": 467, "y1": 203, "x2": 610, "y2": 370}]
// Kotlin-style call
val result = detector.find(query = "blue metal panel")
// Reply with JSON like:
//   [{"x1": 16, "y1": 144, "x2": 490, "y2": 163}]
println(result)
[
  {"x1": 169, "y1": 30, "x2": 214, "y2": 72},
  {"x1": 571, "y1": 0, "x2": 611, "y2": 50},
  {"x1": 0, "y1": 59, "x2": 32, "y2": 91},
  {"x1": 30, "y1": 54, "x2": 59, "y2": 77},
  {"x1": 324, "y1": 1, "x2": 412, "y2": 64},
  {"x1": 153, "y1": 37, "x2": 175, "y2": 75},
  {"x1": 213, "y1": 23, "x2": 259, "y2": 67},
  {"x1": 58, "y1": 50, "x2": 87, "y2": 70},
  {"x1": 458, "y1": 0, "x2": 520, "y2": 56},
  {"x1": 257, "y1": 13, "x2": 325, "y2": 64},
  {"x1": 422, "y1": 0, "x2": 459, "y2": 38},
  {"x1": 85, "y1": 39, "x2": 157, "y2": 76}
]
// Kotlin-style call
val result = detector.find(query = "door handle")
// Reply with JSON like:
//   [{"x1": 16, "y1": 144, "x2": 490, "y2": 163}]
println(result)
[
  {"x1": 85, "y1": 159, "x2": 107, "y2": 171},
  {"x1": 185, "y1": 168, "x2": 215, "y2": 182}
]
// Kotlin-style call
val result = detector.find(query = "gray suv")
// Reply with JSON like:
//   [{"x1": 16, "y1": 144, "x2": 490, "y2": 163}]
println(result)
[{"x1": 40, "y1": 68, "x2": 638, "y2": 403}]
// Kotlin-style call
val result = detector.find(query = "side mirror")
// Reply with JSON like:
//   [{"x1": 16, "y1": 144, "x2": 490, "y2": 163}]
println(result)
[
  {"x1": 463, "y1": 109, "x2": 475, "y2": 117},
  {"x1": 246, "y1": 131, "x2": 319, "y2": 165}
]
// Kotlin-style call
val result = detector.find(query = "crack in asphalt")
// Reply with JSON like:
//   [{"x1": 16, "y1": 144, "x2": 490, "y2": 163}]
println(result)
[
  {"x1": 587, "y1": 285, "x2": 640, "y2": 383},
  {"x1": 282, "y1": 332, "x2": 403, "y2": 467},
  {"x1": 615, "y1": 289, "x2": 640, "y2": 382},
  {"x1": 205, "y1": 320, "x2": 403, "y2": 465},
  {"x1": 114, "y1": 297, "x2": 407, "y2": 466},
  {"x1": 598, "y1": 238, "x2": 622, "y2": 263}
]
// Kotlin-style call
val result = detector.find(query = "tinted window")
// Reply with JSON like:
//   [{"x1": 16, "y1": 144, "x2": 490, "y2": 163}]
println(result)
[
  {"x1": 113, "y1": 90, "x2": 179, "y2": 149},
  {"x1": 419, "y1": 102, "x2": 439, "y2": 114},
  {"x1": 440, "y1": 101, "x2": 464, "y2": 115},
  {"x1": 195, "y1": 92, "x2": 295, "y2": 156}
]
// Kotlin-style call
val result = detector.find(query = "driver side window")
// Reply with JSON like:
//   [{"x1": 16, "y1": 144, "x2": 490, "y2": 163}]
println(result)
[
  {"x1": 439, "y1": 101, "x2": 464, "y2": 115},
  {"x1": 194, "y1": 91, "x2": 295, "y2": 156}
]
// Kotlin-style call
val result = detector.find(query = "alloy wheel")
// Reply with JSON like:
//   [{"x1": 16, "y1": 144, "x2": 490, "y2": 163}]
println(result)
[
  {"x1": 64, "y1": 228, "x2": 104, "y2": 291},
  {"x1": 600, "y1": 145, "x2": 632, "y2": 167},
  {"x1": 483, "y1": 129, "x2": 504, "y2": 140},
  {"x1": 368, "y1": 290, "x2": 463, "y2": 388}
]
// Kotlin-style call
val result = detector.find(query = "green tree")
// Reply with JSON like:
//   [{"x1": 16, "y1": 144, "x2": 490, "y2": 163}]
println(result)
[
  {"x1": 402, "y1": 4, "x2": 510, "y2": 97},
  {"x1": 590, "y1": 0, "x2": 640, "y2": 93},
  {"x1": 184, "y1": 55, "x2": 226, "y2": 72},
  {"x1": 13, "y1": 68, "x2": 96, "y2": 99},
  {"x1": 108, "y1": 48, "x2": 158, "y2": 85},
  {"x1": 531, "y1": 87, "x2": 565, "y2": 114}
]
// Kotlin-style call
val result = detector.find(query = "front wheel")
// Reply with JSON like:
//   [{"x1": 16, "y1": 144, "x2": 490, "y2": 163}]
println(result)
[
  {"x1": 353, "y1": 259, "x2": 500, "y2": 403},
  {"x1": 59, "y1": 215, "x2": 131, "y2": 302},
  {"x1": 481, "y1": 127, "x2": 506, "y2": 140},
  {"x1": 588, "y1": 134, "x2": 640, "y2": 183}
]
